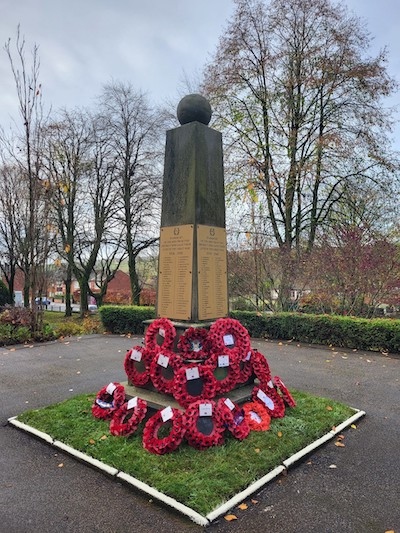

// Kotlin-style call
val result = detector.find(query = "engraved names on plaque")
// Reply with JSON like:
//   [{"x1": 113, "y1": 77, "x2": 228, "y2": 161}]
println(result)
[
  {"x1": 157, "y1": 225, "x2": 194, "y2": 320},
  {"x1": 197, "y1": 225, "x2": 228, "y2": 320}
]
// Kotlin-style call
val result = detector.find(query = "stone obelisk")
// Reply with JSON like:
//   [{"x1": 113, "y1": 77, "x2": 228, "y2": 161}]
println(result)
[{"x1": 156, "y1": 94, "x2": 228, "y2": 326}]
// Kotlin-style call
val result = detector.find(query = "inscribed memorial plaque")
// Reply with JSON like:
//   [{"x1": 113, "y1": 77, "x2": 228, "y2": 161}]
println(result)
[
  {"x1": 157, "y1": 225, "x2": 194, "y2": 320},
  {"x1": 197, "y1": 225, "x2": 228, "y2": 320}
]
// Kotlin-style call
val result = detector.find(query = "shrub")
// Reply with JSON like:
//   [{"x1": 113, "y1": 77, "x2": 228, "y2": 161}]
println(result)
[
  {"x1": 0, "y1": 280, "x2": 12, "y2": 306},
  {"x1": 100, "y1": 305, "x2": 156, "y2": 334},
  {"x1": 54, "y1": 322, "x2": 84, "y2": 338}
]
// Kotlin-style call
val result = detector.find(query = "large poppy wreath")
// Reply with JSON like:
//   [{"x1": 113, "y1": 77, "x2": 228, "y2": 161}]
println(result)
[
  {"x1": 92, "y1": 382, "x2": 125, "y2": 421},
  {"x1": 142, "y1": 406, "x2": 185, "y2": 455},
  {"x1": 145, "y1": 317, "x2": 176, "y2": 353},
  {"x1": 177, "y1": 327, "x2": 210, "y2": 360},
  {"x1": 208, "y1": 317, "x2": 251, "y2": 358},
  {"x1": 149, "y1": 349, "x2": 183, "y2": 395},
  {"x1": 109, "y1": 397, "x2": 148, "y2": 437},
  {"x1": 124, "y1": 346, "x2": 152, "y2": 387},
  {"x1": 252, "y1": 385, "x2": 286, "y2": 419},
  {"x1": 173, "y1": 363, "x2": 216, "y2": 408},
  {"x1": 217, "y1": 397, "x2": 250, "y2": 441},
  {"x1": 183, "y1": 399, "x2": 225, "y2": 450},
  {"x1": 242, "y1": 401, "x2": 271, "y2": 431},
  {"x1": 250, "y1": 349, "x2": 272, "y2": 384},
  {"x1": 236, "y1": 349, "x2": 254, "y2": 385},
  {"x1": 207, "y1": 350, "x2": 240, "y2": 395},
  {"x1": 273, "y1": 375, "x2": 297, "y2": 408}
]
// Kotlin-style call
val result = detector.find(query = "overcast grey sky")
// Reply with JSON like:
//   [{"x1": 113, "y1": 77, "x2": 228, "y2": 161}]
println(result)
[{"x1": 1, "y1": 0, "x2": 399, "y2": 142}]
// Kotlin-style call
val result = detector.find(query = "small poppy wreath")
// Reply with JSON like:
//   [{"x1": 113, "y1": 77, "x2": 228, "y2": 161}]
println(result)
[
  {"x1": 177, "y1": 327, "x2": 210, "y2": 360},
  {"x1": 242, "y1": 401, "x2": 271, "y2": 431},
  {"x1": 236, "y1": 350, "x2": 254, "y2": 385},
  {"x1": 92, "y1": 382, "x2": 125, "y2": 421},
  {"x1": 183, "y1": 400, "x2": 225, "y2": 450},
  {"x1": 109, "y1": 397, "x2": 147, "y2": 437},
  {"x1": 273, "y1": 376, "x2": 296, "y2": 408},
  {"x1": 149, "y1": 349, "x2": 183, "y2": 395},
  {"x1": 252, "y1": 385, "x2": 286, "y2": 419},
  {"x1": 124, "y1": 346, "x2": 152, "y2": 387},
  {"x1": 145, "y1": 317, "x2": 176, "y2": 353},
  {"x1": 208, "y1": 318, "x2": 251, "y2": 358},
  {"x1": 250, "y1": 349, "x2": 272, "y2": 383},
  {"x1": 143, "y1": 407, "x2": 185, "y2": 455},
  {"x1": 173, "y1": 363, "x2": 216, "y2": 408},
  {"x1": 207, "y1": 350, "x2": 240, "y2": 395},
  {"x1": 217, "y1": 398, "x2": 250, "y2": 441}
]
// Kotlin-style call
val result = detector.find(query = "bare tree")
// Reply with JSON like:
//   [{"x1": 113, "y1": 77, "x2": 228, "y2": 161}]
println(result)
[
  {"x1": 98, "y1": 82, "x2": 163, "y2": 304},
  {"x1": 203, "y1": 0, "x2": 399, "y2": 310}
]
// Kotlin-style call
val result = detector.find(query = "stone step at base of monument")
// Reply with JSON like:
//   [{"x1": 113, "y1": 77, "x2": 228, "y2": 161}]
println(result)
[{"x1": 122, "y1": 381, "x2": 254, "y2": 412}]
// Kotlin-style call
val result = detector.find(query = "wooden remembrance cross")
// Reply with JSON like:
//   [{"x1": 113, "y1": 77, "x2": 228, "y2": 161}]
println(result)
[{"x1": 156, "y1": 94, "x2": 228, "y2": 326}]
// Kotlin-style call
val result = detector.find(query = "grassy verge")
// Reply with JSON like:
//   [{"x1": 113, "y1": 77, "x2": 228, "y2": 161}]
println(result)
[
  {"x1": 16, "y1": 390, "x2": 354, "y2": 515},
  {"x1": 43, "y1": 311, "x2": 103, "y2": 337}
]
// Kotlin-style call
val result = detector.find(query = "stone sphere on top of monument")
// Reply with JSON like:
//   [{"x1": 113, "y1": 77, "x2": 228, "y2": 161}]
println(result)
[{"x1": 177, "y1": 94, "x2": 212, "y2": 126}]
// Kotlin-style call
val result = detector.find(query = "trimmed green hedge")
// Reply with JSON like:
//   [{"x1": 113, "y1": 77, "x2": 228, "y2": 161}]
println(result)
[
  {"x1": 99, "y1": 305, "x2": 156, "y2": 334},
  {"x1": 99, "y1": 306, "x2": 400, "y2": 354}
]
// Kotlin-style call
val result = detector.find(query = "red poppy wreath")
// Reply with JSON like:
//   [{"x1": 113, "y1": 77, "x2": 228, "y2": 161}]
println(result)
[
  {"x1": 145, "y1": 317, "x2": 176, "y2": 354},
  {"x1": 183, "y1": 400, "x2": 225, "y2": 450},
  {"x1": 173, "y1": 363, "x2": 216, "y2": 408},
  {"x1": 250, "y1": 349, "x2": 272, "y2": 384},
  {"x1": 124, "y1": 346, "x2": 152, "y2": 387},
  {"x1": 217, "y1": 397, "x2": 250, "y2": 441},
  {"x1": 236, "y1": 349, "x2": 254, "y2": 385},
  {"x1": 109, "y1": 397, "x2": 147, "y2": 437},
  {"x1": 273, "y1": 375, "x2": 296, "y2": 408},
  {"x1": 92, "y1": 382, "x2": 125, "y2": 421},
  {"x1": 242, "y1": 401, "x2": 271, "y2": 431},
  {"x1": 207, "y1": 350, "x2": 240, "y2": 395},
  {"x1": 143, "y1": 406, "x2": 185, "y2": 455},
  {"x1": 149, "y1": 349, "x2": 183, "y2": 395},
  {"x1": 252, "y1": 385, "x2": 286, "y2": 419},
  {"x1": 177, "y1": 327, "x2": 210, "y2": 360},
  {"x1": 208, "y1": 318, "x2": 251, "y2": 358}
]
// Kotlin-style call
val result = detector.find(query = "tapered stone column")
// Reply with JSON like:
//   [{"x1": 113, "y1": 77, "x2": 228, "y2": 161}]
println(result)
[{"x1": 156, "y1": 94, "x2": 228, "y2": 325}]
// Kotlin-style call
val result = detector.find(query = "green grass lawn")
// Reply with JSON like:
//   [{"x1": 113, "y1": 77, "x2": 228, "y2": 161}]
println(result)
[
  {"x1": 16, "y1": 390, "x2": 355, "y2": 515},
  {"x1": 43, "y1": 311, "x2": 103, "y2": 336}
]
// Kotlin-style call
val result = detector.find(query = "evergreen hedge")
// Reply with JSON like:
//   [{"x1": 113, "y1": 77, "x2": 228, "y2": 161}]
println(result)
[{"x1": 99, "y1": 306, "x2": 400, "y2": 354}]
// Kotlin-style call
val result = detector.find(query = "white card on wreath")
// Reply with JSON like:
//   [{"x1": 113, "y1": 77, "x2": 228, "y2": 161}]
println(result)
[
  {"x1": 245, "y1": 351, "x2": 252, "y2": 361},
  {"x1": 106, "y1": 383, "x2": 116, "y2": 395},
  {"x1": 130, "y1": 349, "x2": 142, "y2": 362},
  {"x1": 157, "y1": 353, "x2": 169, "y2": 368},
  {"x1": 267, "y1": 380, "x2": 274, "y2": 389},
  {"x1": 223, "y1": 334, "x2": 234, "y2": 346},
  {"x1": 224, "y1": 398, "x2": 235, "y2": 411},
  {"x1": 257, "y1": 389, "x2": 274, "y2": 410},
  {"x1": 186, "y1": 367, "x2": 200, "y2": 380},
  {"x1": 159, "y1": 328, "x2": 165, "y2": 338},
  {"x1": 127, "y1": 397, "x2": 138, "y2": 410},
  {"x1": 199, "y1": 403, "x2": 212, "y2": 417},
  {"x1": 161, "y1": 406, "x2": 173, "y2": 422},
  {"x1": 218, "y1": 355, "x2": 229, "y2": 367}
]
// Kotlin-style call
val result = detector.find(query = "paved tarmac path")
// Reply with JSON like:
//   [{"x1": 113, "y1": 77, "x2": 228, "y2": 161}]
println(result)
[{"x1": 1, "y1": 334, "x2": 399, "y2": 533}]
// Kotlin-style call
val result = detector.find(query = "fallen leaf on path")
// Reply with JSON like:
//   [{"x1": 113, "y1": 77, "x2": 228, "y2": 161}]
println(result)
[
  {"x1": 237, "y1": 503, "x2": 248, "y2": 510},
  {"x1": 329, "y1": 464, "x2": 337, "y2": 469},
  {"x1": 335, "y1": 441, "x2": 345, "y2": 447},
  {"x1": 224, "y1": 514, "x2": 238, "y2": 521},
  {"x1": 251, "y1": 499, "x2": 258, "y2": 504},
  {"x1": 351, "y1": 424, "x2": 357, "y2": 429},
  {"x1": 58, "y1": 463, "x2": 64, "y2": 468}
]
